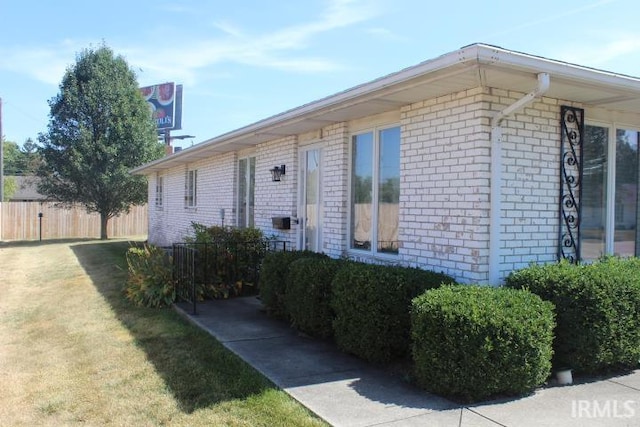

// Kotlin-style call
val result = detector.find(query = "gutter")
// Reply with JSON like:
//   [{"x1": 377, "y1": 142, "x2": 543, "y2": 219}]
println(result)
[
  {"x1": 130, "y1": 46, "x2": 473, "y2": 176},
  {"x1": 488, "y1": 72, "x2": 550, "y2": 285},
  {"x1": 131, "y1": 44, "x2": 640, "y2": 176}
]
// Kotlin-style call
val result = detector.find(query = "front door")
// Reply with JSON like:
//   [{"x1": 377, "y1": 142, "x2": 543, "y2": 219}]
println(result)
[{"x1": 298, "y1": 147, "x2": 322, "y2": 251}]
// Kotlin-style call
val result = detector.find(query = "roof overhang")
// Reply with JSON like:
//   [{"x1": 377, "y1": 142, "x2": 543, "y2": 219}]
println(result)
[{"x1": 131, "y1": 43, "x2": 640, "y2": 175}]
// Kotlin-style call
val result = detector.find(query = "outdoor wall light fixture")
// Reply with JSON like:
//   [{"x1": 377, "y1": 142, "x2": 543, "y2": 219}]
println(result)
[{"x1": 270, "y1": 165, "x2": 286, "y2": 182}]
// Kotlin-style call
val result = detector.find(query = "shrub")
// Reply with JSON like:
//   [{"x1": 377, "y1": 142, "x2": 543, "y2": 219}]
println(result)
[
  {"x1": 285, "y1": 257, "x2": 343, "y2": 339},
  {"x1": 125, "y1": 244, "x2": 175, "y2": 308},
  {"x1": 187, "y1": 222, "x2": 265, "y2": 246},
  {"x1": 411, "y1": 285, "x2": 555, "y2": 402},
  {"x1": 505, "y1": 258, "x2": 640, "y2": 373},
  {"x1": 259, "y1": 250, "x2": 327, "y2": 319},
  {"x1": 183, "y1": 223, "x2": 267, "y2": 298},
  {"x1": 331, "y1": 263, "x2": 454, "y2": 363}
]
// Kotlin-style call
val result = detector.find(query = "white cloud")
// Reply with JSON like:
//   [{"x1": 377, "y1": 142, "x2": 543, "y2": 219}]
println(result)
[
  {"x1": 0, "y1": 0, "x2": 380, "y2": 87},
  {"x1": 212, "y1": 21, "x2": 247, "y2": 39},
  {"x1": 550, "y1": 33, "x2": 640, "y2": 73},
  {"x1": 483, "y1": 0, "x2": 617, "y2": 39},
  {"x1": 0, "y1": 43, "x2": 76, "y2": 86},
  {"x1": 128, "y1": 0, "x2": 382, "y2": 84},
  {"x1": 365, "y1": 27, "x2": 406, "y2": 41}
]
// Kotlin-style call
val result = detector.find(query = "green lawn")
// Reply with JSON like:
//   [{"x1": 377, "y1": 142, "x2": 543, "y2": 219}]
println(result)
[{"x1": 0, "y1": 239, "x2": 326, "y2": 426}]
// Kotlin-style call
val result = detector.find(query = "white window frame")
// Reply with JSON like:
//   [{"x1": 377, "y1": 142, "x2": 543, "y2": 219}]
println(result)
[
  {"x1": 155, "y1": 175, "x2": 164, "y2": 208},
  {"x1": 347, "y1": 123, "x2": 401, "y2": 259},
  {"x1": 185, "y1": 169, "x2": 197, "y2": 208},
  {"x1": 582, "y1": 120, "x2": 640, "y2": 258},
  {"x1": 237, "y1": 156, "x2": 255, "y2": 228},
  {"x1": 297, "y1": 143, "x2": 324, "y2": 252}
]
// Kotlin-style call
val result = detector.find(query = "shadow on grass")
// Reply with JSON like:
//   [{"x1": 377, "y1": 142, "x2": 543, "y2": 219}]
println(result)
[
  {"x1": 0, "y1": 237, "x2": 102, "y2": 248},
  {"x1": 70, "y1": 240, "x2": 275, "y2": 414}
]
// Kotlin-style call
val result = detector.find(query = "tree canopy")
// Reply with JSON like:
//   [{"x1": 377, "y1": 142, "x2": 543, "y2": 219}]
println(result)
[
  {"x1": 37, "y1": 45, "x2": 164, "y2": 239},
  {"x1": 2, "y1": 176, "x2": 17, "y2": 201},
  {"x1": 3, "y1": 139, "x2": 40, "y2": 176}
]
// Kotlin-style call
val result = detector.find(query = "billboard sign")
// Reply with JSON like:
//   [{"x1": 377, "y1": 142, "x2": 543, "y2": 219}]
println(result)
[{"x1": 140, "y1": 82, "x2": 182, "y2": 131}]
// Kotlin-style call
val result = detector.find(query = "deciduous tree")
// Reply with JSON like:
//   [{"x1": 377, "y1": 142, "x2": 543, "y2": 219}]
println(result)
[
  {"x1": 37, "y1": 45, "x2": 164, "y2": 239},
  {"x1": 2, "y1": 176, "x2": 17, "y2": 201},
  {"x1": 3, "y1": 139, "x2": 41, "y2": 175}
]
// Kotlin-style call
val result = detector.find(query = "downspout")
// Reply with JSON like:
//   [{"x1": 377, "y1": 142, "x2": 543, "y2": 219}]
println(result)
[{"x1": 489, "y1": 72, "x2": 550, "y2": 285}]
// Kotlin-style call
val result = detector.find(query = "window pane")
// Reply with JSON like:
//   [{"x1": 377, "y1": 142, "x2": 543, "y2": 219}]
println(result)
[
  {"x1": 193, "y1": 171, "x2": 197, "y2": 206},
  {"x1": 614, "y1": 129, "x2": 638, "y2": 257},
  {"x1": 238, "y1": 159, "x2": 247, "y2": 227},
  {"x1": 305, "y1": 150, "x2": 320, "y2": 251},
  {"x1": 248, "y1": 157, "x2": 255, "y2": 227},
  {"x1": 185, "y1": 171, "x2": 195, "y2": 207},
  {"x1": 237, "y1": 158, "x2": 256, "y2": 228},
  {"x1": 351, "y1": 133, "x2": 373, "y2": 250},
  {"x1": 581, "y1": 125, "x2": 608, "y2": 260},
  {"x1": 377, "y1": 127, "x2": 400, "y2": 253},
  {"x1": 155, "y1": 176, "x2": 163, "y2": 206}
]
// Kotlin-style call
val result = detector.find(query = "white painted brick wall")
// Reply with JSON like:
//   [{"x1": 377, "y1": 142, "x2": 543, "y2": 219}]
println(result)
[
  {"x1": 497, "y1": 92, "x2": 562, "y2": 280},
  {"x1": 144, "y1": 86, "x2": 597, "y2": 284},
  {"x1": 318, "y1": 123, "x2": 349, "y2": 257},
  {"x1": 255, "y1": 136, "x2": 298, "y2": 249},
  {"x1": 148, "y1": 152, "x2": 236, "y2": 246},
  {"x1": 399, "y1": 87, "x2": 491, "y2": 283}
]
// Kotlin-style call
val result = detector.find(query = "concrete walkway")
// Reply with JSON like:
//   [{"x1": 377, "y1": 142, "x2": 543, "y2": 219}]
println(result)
[{"x1": 174, "y1": 297, "x2": 640, "y2": 427}]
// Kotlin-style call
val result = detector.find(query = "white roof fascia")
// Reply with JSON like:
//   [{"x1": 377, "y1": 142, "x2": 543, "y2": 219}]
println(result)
[
  {"x1": 471, "y1": 44, "x2": 640, "y2": 90},
  {"x1": 131, "y1": 43, "x2": 640, "y2": 175}
]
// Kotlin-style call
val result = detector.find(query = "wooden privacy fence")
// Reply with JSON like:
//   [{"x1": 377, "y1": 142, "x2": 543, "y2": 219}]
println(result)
[{"x1": 0, "y1": 202, "x2": 148, "y2": 241}]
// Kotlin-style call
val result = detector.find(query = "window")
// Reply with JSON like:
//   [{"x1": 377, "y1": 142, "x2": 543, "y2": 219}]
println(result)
[
  {"x1": 155, "y1": 175, "x2": 164, "y2": 207},
  {"x1": 185, "y1": 169, "x2": 197, "y2": 207},
  {"x1": 350, "y1": 125, "x2": 400, "y2": 254},
  {"x1": 237, "y1": 157, "x2": 255, "y2": 228},
  {"x1": 581, "y1": 125, "x2": 639, "y2": 260}
]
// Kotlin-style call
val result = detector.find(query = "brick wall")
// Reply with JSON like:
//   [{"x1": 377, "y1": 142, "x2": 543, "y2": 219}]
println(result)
[
  {"x1": 148, "y1": 152, "x2": 235, "y2": 246},
  {"x1": 310, "y1": 123, "x2": 349, "y2": 257},
  {"x1": 496, "y1": 90, "x2": 562, "y2": 279},
  {"x1": 147, "y1": 136, "x2": 303, "y2": 249},
  {"x1": 254, "y1": 135, "x2": 298, "y2": 249},
  {"x1": 144, "y1": 87, "x2": 594, "y2": 283},
  {"x1": 399, "y1": 87, "x2": 492, "y2": 283}
]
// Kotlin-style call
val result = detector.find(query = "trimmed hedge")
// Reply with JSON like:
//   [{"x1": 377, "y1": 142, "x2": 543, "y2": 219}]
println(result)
[
  {"x1": 505, "y1": 258, "x2": 640, "y2": 374},
  {"x1": 285, "y1": 257, "x2": 343, "y2": 339},
  {"x1": 411, "y1": 285, "x2": 555, "y2": 402},
  {"x1": 259, "y1": 250, "x2": 328, "y2": 319},
  {"x1": 331, "y1": 263, "x2": 454, "y2": 363}
]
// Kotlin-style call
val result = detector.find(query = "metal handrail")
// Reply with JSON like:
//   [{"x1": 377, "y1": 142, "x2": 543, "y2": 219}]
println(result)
[{"x1": 172, "y1": 239, "x2": 287, "y2": 314}]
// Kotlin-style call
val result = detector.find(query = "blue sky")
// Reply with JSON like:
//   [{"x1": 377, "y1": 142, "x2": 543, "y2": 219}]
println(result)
[{"x1": 1, "y1": 0, "x2": 639, "y2": 148}]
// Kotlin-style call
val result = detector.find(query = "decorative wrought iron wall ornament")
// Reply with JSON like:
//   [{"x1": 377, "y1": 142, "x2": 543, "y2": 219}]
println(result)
[{"x1": 558, "y1": 106, "x2": 584, "y2": 263}]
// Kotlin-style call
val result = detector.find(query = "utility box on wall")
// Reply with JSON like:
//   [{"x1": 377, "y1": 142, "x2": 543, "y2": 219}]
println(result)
[{"x1": 272, "y1": 216, "x2": 291, "y2": 230}]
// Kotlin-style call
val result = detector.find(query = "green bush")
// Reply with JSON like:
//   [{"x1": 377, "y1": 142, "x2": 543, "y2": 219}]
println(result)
[
  {"x1": 184, "y1": 223, "x2": 267, "y2": 298},
  {"x1": 411, "y1": 285, "x2": 555, "y2": 402},
  {"x1": 505, "y1": 258, "x2": 640, "y2": 373},
  {"x1": 187, "y1": 222, "x2": 265, "y2": 246},
  {"x1": 285, "y1": 257, "x2": 343, "y2": 339},
  {"x1": 125, "y1": 244, "x2": 175, "y2": 308},
  {"x1": 259, "y1": 250, "x2": 327, "y2": 319},
  {"x1": 331, "y1": 263, "x2": 454, "y2": 363}
]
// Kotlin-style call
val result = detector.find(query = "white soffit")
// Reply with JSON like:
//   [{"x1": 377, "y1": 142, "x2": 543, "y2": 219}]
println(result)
[{"x1": 131, "y1": 43, "x2": 640, "y2": 175}]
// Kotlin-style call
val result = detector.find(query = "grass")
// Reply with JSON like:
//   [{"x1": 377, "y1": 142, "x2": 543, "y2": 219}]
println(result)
[{"x1": 0, "y1": 238, "x2": 327, "y2": 426}]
